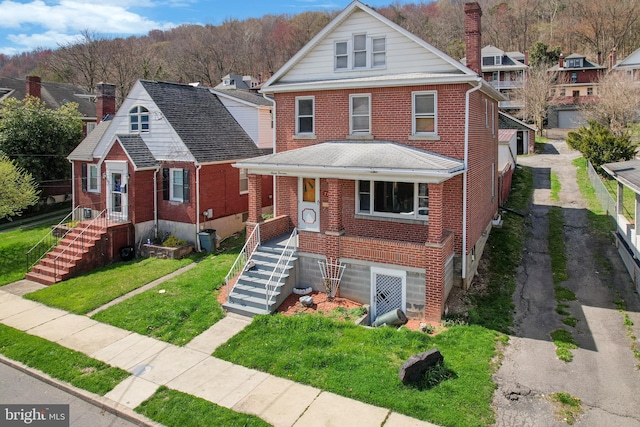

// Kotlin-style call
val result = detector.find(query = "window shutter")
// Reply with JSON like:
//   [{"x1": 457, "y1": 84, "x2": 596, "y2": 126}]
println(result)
[
  {"x1": 183, "y1": 169, "x2": 191, "y2": 203},
  {"x1": 81, "y1": 163, "x2": 87, "y2": 192},
  {"x1": 162, "y1": 168, "x2": 169, "y2": 200}
]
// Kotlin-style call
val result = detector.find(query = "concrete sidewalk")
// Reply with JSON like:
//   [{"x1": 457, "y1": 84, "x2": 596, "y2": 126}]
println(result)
[{"x1": 0, "y1": 288, "x2": 437, "y2": 427}]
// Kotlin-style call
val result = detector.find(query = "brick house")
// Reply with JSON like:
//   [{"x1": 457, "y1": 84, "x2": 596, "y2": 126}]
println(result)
[
  {"x1": 227, "y1": 1, "x2": 503, "y2": 322},
  {"x1": 25, "y1": 80, "x2": 274, "y2": 286}
]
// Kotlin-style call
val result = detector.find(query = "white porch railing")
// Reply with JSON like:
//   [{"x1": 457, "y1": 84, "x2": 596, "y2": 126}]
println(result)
[
  {"x1": 26, "y1": 206, "x2": 81, "y2": 272},
  {"x1": 225, "y1": 224, "x2": 261, "y2": 300},
  {"x1": 265, "y1": 228, "x2": 298, "y2": 312}
]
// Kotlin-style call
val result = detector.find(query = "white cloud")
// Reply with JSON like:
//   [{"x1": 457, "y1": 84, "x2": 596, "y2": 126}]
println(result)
[{"x1": 0, "y1": 0, "x2": 176, "y2": 53}]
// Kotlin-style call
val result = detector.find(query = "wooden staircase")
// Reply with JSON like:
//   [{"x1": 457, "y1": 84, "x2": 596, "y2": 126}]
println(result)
[
  {"x1": 223, "y1": 240, "x2": 297, "y2": 317},
  {"x1": 26, "y1": 222, "x2": 108, "y2": 285}
]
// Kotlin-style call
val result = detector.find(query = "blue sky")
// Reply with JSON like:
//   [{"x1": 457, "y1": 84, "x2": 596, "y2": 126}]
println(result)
[{"x1": 0, "y1": 0, "x2": 404, "y2": 56}]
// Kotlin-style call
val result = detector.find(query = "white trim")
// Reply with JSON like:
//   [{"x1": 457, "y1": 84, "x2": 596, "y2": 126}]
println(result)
[
  {"x1": 88, "y1": 164, "x2": 100, "y2": 192},
  {"x1": 349, "y1": 93, "x2": 371, "y2": 135},
  {"x1": 261, "y1": 1, "x2": 475, "y2": 91},
  {"x1": 412, "y1": 90, "x2": 437, "y2": 136},
  {"x1": 356, "y1": 180, "x2": 429, "y2": 220},
  {"x1": 169, "y1": 168, "x2": 184, "y2": 202},
  {"x1": 295, "y1": 96, "x2": 315, "y2": 136}
]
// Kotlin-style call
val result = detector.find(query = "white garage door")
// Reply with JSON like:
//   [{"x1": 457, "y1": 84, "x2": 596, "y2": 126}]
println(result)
[{"x1": 558, "y1": 110, "x2": 586, "y2": 129}]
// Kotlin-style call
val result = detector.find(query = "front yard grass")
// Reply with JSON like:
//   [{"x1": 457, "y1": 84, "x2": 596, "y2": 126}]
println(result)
[
  {"x1": 25, "y1": 256, "x2": 198, "y2": 314},
  {"x1": 136, "y1": 386, "x2": 272, "y2": 427},
  {"x1": 214, "y1": 315, "x2": 497, "y2": 427},
  {"x1": 0, "y1": 221, "x2": 59, "y2": 286},
  {"x1": 0, "y1": 324, "x2": 129, "y2": 395},
  {"x1": 92, "y1": 251, "x2": 236, "y2": 346}
]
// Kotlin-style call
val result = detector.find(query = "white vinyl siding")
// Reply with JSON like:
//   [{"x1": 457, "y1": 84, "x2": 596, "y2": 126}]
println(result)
[
  {"x1": 92, "y1": 83, "x2": 195, "y2": 163},
  {"x1": 281, "y1": 9, "x2": 456, "y2": 83}
]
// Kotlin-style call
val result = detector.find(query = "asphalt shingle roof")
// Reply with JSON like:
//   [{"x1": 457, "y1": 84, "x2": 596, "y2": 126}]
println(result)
[
  {"x1": 214, "y1": 89, "x2": 273, "y2": 106},
  {"x1": 140, "y1": 81, "x2": 267, "y2": 164},
  {"x1": 602, "y1": 159, "x2": 640, "y2": 195},
  {"x1": 116, "y1": 134, "x2": 158, "y2": 169},
  {"x1": 67, "y1": 117, "x2": 113, "y2": 161},
  {"x1": 237, "y1": 140, "x2": 464, "y2": 174}
]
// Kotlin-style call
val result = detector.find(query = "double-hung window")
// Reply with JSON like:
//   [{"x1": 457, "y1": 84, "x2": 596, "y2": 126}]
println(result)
[
  {"x1": 372, "y1": 37, "x2": 386, "y2": 67},
  {"x1": 296, "y1": 97, "x2": 314, "y2": 135},
  {"x1": 413, "y1": 92, "x2": 436, "y2": 135},
  {"x1": 88, "y1": 164, "x2": 99, "y2": 192},
  {"x1": 162, "y1": 168, "x2": 190, "y2": 203},
  {"x1": 357, "y1": 180, "x2": 429, "y2": 219},
  {"x1": 353, "y1": 34, "x2": 367, "y2": 68},
  {"x1": 335, "y1": 41, "x2": 348, "y2": 69},
  {"x1": 350, "y1": 94, "x2": 371, "y2": 135},
  {"x1": 239, "y1": 168, "x2": 248, "y2": 194},
  {"x1": 129, "y1": 106, "x2": 149, "y2": 133}
]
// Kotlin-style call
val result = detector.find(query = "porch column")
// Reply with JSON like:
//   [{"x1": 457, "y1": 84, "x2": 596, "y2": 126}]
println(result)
[
  {"x1": 617, "y1": 182, "x2": 624, "y2": 218},
  {"x1": 635, "y1": 193, "x2": 640, "y2": 247},
  {"x1": 247, "y1": 174, "x2": 262, "y2": 224},
  {"x1": 325, "y1": 178, "x2": 343, "y2": 297},
  {"x1": 424, "y1": 244, "x2": 446, "y2": 321},
  {"x1": 427, "y1": 183, "x2": 444, "y2": 243}
]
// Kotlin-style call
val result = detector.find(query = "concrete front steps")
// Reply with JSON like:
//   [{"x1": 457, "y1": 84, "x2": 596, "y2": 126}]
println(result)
[
  {"x1": 26, "y1": 224, "x2": 107, "y2": 285},
  {"x1": 223, "y1": 244, "x2": 297, "y2": 317}
]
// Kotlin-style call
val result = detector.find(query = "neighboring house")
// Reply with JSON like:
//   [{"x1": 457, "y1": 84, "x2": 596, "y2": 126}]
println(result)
[
  {"x1": 462, "y1": 45, "x2": 528, "y2": 111},
  {"x1": 212, "y1": 89, "x2": 274, "y2": 150},
  {"x1": 228, "y1": 1, "x2": 503, "y2": 323},
  {"x1": 26, "y1": 80, "x2": 273, "y2": 286},
  {"x1": 611, "y1": 47, "x2": 640, "y2": 81},
  {"x1": 215, "y1": 74, "x2": 262, "y2": 91},
  {"x1": 0, "y1": 75, "x2": 99, "y2": 135},
  {"x1": 497, "y1": 129, "x2": 517, "y2": 206},
  {"x1": 547, "y1": 53, "x2": 606, "y2": 129},
  {"x1": 601, "y1": 159, "x2": 640, "y2": 294},
  {"x1": 498, "y1": 111, "x2": 535, "y2": 155}
]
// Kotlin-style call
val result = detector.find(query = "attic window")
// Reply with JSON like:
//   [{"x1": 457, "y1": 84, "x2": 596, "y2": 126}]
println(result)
[
  {"x1": 129, "y1": 106, "x2": 149, "y2": 133},
  {"x1": 567, "y1": 58, "x2": 583, "y2": 68},
  {"x1": 334, "y1": 35, "x2": 386, "y2": 71}
]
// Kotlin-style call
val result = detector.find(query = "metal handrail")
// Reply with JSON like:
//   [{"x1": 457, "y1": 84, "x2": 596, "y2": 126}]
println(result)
[
  {"x1": 52, "y1": 209, "x2": 108, "y2": 281},
  {"x1": 225, "y1": 224, "x2": 261, "y2": 300},
  {"x1": 25, "y1": 206, "x2": 81, "y2": 272},
  {"x1": 265, "y1": 228, "x2": 297, "y2": 312}
]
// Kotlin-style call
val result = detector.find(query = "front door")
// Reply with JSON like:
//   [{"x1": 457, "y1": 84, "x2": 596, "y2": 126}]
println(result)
[
  {"x1": 106, "y1": 161, "x2": 128, "y2": 221},
  {"x1": 298, "y1": 177, "x2": 319, "y2": 232}
]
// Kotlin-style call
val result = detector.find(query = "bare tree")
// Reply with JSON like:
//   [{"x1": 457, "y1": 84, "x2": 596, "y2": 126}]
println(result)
[
  {"x1": 581, "y1": 72, "x2": 640, "y2": 138},
  {"x1": 513, "y1": 64, "x2": 559, "y2": 135}
]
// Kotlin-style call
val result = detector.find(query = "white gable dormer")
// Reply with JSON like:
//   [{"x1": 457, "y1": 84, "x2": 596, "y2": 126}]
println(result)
[{"x1": 262, "y1": 1, "x2": 476, "y2": 92}]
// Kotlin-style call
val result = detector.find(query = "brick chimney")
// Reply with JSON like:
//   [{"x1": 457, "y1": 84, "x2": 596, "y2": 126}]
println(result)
[
  {"x1": 95, "y1": 82, "x2": 116, "y2": 124},
  {"x1": 524, "y1": 50, "x2": 529, "y2": 66},
  {"x1": 610, "y1": 48, "x2": 617, "y2": 69},
  {"x1": 464, "y1": 2, "x2": 482, "y2": 75},
  {"x1": 597, "y1": 51, "x2": 602, "y2": 65},
  {"x1": 559, "y1": 53, "x2": 564, "y2": 69},
  {"x1": 26, "y1": 76, "x2": 41, "y2": 99}
]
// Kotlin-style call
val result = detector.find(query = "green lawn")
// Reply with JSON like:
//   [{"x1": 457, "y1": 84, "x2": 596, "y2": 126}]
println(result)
[
  {"x1": 602, "y1": 174, "x2": 635, "y2": 222},
  {"x1": 136, "y1": 386, "x2": 272, "y2": 427},
  {"x1": 573, "y1": 157, "x2": 616, "y2": 236},
  {"x1": 92, "y1": 252, "x2": 236, "y2": 346},
  {"x1": 0, "y1": 324, "x2": 129, "y2": 395},
  {"x1": 214, "y1": 315, "x2": 497, "y2": 427},
  {"x1": 25, "y1": 256, "x2": 196, "y2": 314},
  {"x1": 0, "y1": 221, "x2": 59, "y2": 286}
]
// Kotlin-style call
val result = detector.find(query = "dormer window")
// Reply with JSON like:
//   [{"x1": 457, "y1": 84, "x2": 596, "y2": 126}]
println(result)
[
  {"x1": 334, "y1": 34, "x2": 386, "y2": 70},
  {"x1": 129, "y1": 106, "x2": 149, "y2": 133},
  {"x1": 482, "y1": 55, "x2": 502, "y2": 66},
  {"x1": 567, "y1": 58, "x2": 583, "y2": 68}
]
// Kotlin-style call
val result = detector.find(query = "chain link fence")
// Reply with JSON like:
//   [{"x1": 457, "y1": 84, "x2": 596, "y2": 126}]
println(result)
[{"x1": 586, "y1": 160, "x2": 617, "y2": 225}]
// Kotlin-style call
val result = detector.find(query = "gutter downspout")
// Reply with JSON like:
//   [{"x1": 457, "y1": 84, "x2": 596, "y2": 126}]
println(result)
[
  {"x1": 195, "y1": 163, "x2": 202, "y2": 251},
  {"x1": 70, "y1": 161, "x2": 75, "y2": 209},
  {"x1": 264, "y1": 92, "x2": 276, "y2": 215},
  {"x1": 462, "y1": 78, "x2": 483, "y2": 287},
  {"x1": 153, "y1": 166, "x2": 160, "y2": 241}
]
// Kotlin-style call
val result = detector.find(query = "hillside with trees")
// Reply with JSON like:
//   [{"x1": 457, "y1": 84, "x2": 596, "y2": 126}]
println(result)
[{"x1": 1, "y1": 0, "x2": 639, "y2": 101}]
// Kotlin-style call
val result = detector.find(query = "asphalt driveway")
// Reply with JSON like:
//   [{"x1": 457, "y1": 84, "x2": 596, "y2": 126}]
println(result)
[{"x1": 492, "y1": 140, "x2": 640, "y2": 426}]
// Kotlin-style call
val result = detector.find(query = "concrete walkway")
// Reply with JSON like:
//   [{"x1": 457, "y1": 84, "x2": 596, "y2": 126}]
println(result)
[{"x1": 0, "y1": 288, "x2": 437, "y2": 427}]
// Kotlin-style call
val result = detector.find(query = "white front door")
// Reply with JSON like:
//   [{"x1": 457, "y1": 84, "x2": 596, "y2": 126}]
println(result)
[
  {"x1": 370, "y1": 267, "x2": 406, "y2": 321},
  {"x1": 106, "y1": 161, "x2": 128, "y2": 221},
  {"x1": 298, "y1": 177, "x2": 319, "y2": 232}
]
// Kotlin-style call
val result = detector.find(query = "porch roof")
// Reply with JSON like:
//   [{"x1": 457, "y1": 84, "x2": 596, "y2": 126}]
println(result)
[
  {"x1": 115, "y1": 134, "x2": 159, "y2": 169},
  {"x1": 234, "y1": 140, "x2": 465, "y2": 183},
  {"x1": 602, "y1": 159, "x2": 640, "y2": 194}
]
